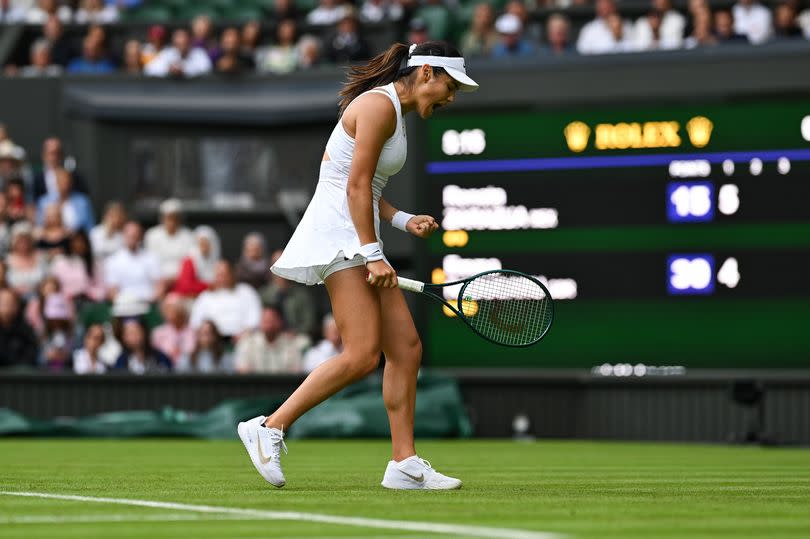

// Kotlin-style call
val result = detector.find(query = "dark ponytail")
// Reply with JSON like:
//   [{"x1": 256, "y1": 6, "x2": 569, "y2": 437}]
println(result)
[{"x1": 338, "y1": 41, "x2": 462, "y2": 117}]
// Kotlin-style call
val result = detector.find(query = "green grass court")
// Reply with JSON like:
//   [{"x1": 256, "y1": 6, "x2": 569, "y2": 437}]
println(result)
[{"x1": 1, "y1": 439, "x2": 809, "y2": 538}]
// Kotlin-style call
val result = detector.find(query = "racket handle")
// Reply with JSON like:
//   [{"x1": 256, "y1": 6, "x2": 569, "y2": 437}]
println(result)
[{"x1": 366, "y1": 272, "x2": 425, "y2": 293}]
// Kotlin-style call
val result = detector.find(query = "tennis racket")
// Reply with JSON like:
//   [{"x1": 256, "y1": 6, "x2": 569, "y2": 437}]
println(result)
[{"x1": 377, "y1": 269, "x2": 554, "y2": 347}]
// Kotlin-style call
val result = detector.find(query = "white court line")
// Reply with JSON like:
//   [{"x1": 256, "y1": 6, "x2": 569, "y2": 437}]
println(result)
[
  {"x1": 0, "y1": 513, "x2": 245, "y2": 524},
  {"x1": 0, "y1": 491, "x2": 563, "y2": 539}
]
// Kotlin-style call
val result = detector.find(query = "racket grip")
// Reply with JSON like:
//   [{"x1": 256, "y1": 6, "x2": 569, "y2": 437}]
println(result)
[{"x1": 396, "y1": 276, "x2": 425, "y2": 293}]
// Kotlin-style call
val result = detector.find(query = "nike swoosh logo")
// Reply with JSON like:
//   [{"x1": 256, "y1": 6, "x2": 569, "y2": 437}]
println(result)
[
  {"x1": 258, "y1": 436, "x2": 272, "y2": 464},
  {"x1": 399, "y1": 470, "x2": 424, "y2": 483}
]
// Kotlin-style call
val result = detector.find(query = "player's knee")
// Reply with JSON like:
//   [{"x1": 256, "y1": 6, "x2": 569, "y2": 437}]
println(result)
[{"x1": 343, "y1": 344, "x2": 381, "y2": 379}]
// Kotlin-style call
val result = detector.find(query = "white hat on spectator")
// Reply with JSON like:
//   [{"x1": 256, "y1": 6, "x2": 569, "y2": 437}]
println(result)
[
  {"x1": 495, "y1": 13, "x2": 523, "y2": 35},
  {"x1": 10, "y1": 220, "x2": 34, "y2": 241},
  {"x1": 0, "y1": 140, "x2": 25, "y2": 162},
  {"x1": 111, "y1": 293, "x2": 150, "y2": 318},
  {"x1": 159, "y1": 198, "x2": 183, "y2": 215}
]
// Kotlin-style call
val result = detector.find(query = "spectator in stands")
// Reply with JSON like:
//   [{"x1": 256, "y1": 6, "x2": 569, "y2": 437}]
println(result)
[
  {"x1": 6, "y1": 221, "x2": 48, "y2": 299},
  {"x1": 144, "y1": 198, "x2": 192, "y2": 283},
  {"x1": 191, "y1": 14, "x2": 221, "y2": 64},
  {"x1": 799, "y1": 2, "x2": 810, "y2": 37},
  {"x1": 235, "y1": 232, "x2": 269, "y2": 289},
  {"x1": 114, "y1": 318, "x2": 172, "y2": 374},
  {"x1": 506, "y1": 0, "x2": 542, "y2": 42},
  {"x1": 190, "y1": 259, "x2": 262, "y2": 339},
  {"x1": 256, "y1": 18, "x2": 299, "y2": 74},
  {"x1": 42, "y1": 16, "x2": 75, "y2": 67},
  {"x1": 0, "y1": 288, "x2": 38, "y2": 369},
  {"x1": 542, "y1": 13, "x2": 575, "y2": 55},
  {"x1": 33, "y1": 137, "x2": 89, "y2": 201},
  {"x1": 0, "y1": 0, "x2": 27, "y2": 22},
  {"x1": 144, "y1": 28, "x2": 212, "y2": 78},
  {"x1": 0, "y1": 194, "x2": 11, "y2": 258},
  {"x1": 104, "y1": 221, "x2": 162, "y2": 302},
  {"x1": 20, "y1": 39, "x2": 63, "y2": 77},
  {"x1": 39, "y1": 292, "x2": 75, "y2": 371},
  {"x1": 0, "y1": 141, "x2": 26, "y2": 190},
  {"x1": 733, "y1": 0, "x2": 773, "y2": 43},
  {"x1": 90, "y1": 201, "x2": 125, "y2": 261},
  {"x1": 67, "y1": 35, "x2": 116, "y2": 74},
  {"x1": 140, "y1": 24, "x2": 167, "y2": 66},
  {"x1": 50, "y1": 230, "x2": 105, "y2": 302},
  {"x1": 6, "y1": 178, "x2": 31, "y2": 222},
  {"x1": 491, "y1": 13, "x2": 537, "y2": 58},
  {"x1": 72, "y1": 323, "x2": 107, "y2": 374},
  {"x1": 74, "y1": 0, "x2": 118, "y2": 24},
  {"x1": 297, "y1": 35, "x2": 324, "y2": 69},
  {"x1": 234, "y1": 306, "x2": 310, "y2": 373},
  {"x1": 360, "y1": 0, "x2": 403, "y2": 23},
  {"x1": 326, "y1": 7, "x2": 371, "y2": 63},
  {"x1": 216, "y1": 26, "x2": 255, "y2": 74},
  {"x1": 459, "y1": 2, "x2": 498, "y2": 57},
  {"x1": 407, "y1": 17, "x2": 430, "y2": 45},
  {"x1": 34, "y1": 204, "x2": 70, "y2": 258},
  {"x1": 122, "y1": 39, "x2": 143, "y2": 75},
  {"x1": 273, "y1": 0, "x2": 300, "y2": 20},
  {"x1": 36, "y1": 168, "x2": 95, "y2": 232},
  {"x1": 177, "y1": 319, "x2": 235, "y2": 373},
  {"x1": 150, "y1": 292, "x2": 195, "y2": 366},
  {"x1": 308, "y1": 0, "x2": 346, "y2": 26},
  {"x1": 260, "y1": 249, "x2": 316, "y2": 336},
  {"x1": 685, "y1": 6, "x2": 718, "y2": 47},
  {"x1": 715, "y1": 10, "x2": 749, "y2": 43},
  {"x1": 773, "y1": 2, "x2": 804, "y2": 38},
  {"x1": 605, "y1": 12, "x2": 637, "y2": 52},
  {"x1": 634, "y1": 0, "x2": 686, "y2": 50},
  {"x1": 303, "y1": 313, "x2": 341, "y2": 372},
  {"x1": 26, "y1": 0, "x2": 71, "y2": 23},
  {"x1": 172, "y1": 225, "x2": 219, "y2": 298},
  {"x1": 576, "y1": 0, "x2": 633, "y2": 54},
  {"x1": 23, "y1": 274, "x2": 63, "y2": 336},
  {"x1": 241, "y1": 20, "x2": 262, "y2": 61}
]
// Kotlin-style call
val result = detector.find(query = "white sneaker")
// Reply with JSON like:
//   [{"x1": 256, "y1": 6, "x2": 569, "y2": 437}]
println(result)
[
  {"x1": 237, "y1": 415, "x2": 288, "y2": 488},
  {"x1": 381, "y1": 455, "x2": 462, "y2": 490}
]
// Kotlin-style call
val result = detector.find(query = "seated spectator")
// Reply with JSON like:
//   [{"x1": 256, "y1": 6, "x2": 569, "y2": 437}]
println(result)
[
  {"x1": 26, "y1": 0, "x2": 72, "y2": 23},
  {"x1": 0, "y1": 288, "x2": 38, "y2": 369},
  {"x1": 491, "y1": 14, "x2": 537, "y2": 58},
  {"x1": 114, "y1": 318, "x2": 172, "y2": 374},
  {"x1": 685, "y1": 7, "x2": 718, "y2": 48},
  {"x1": 733, "y1": 0, "x2": 773, "y2": 44},
  {"x1": 0, "y1": 142, "x2": 26, "y2": 192},
  {"x1": 241, "y1": 20, "x2": 262, "y2": 61},
  {"x1": 42, "y1": 16, "x2": 76, "y2": 68},
  {"x1": 20, "y1": 39, "x2": 63, "y2": 78},
  {"x1": 105, "y1": 221, "x2": 162, "y2": 302},
  {"x1": 35, "y1": 204, "x2": 70, "y2": 259},
  {"x1": 260, "y1": 249, "x2": 317, "y2": 336},
  {"x1": 90, "y1": 201, "x2": 126, "y2": 261},
  {"x1": 800, "y1": 4, "x2": 810, "y2": 38},
  {"x1": 72, "y1": 323, "x2": 107, "y2": 374},
  {"x1": 605, "y1": 13, "x2": 637, "y2": 52},
  {"x1": 307, "y1": 0, "x2": 346, "y2": 26},
  {"x1": 6, "y1": 221, "x2": 48, "y2": 299},
  {"x1": 74, "y1": 0, "x2": 118, "y2": 24},
  {"x1": 39, "y1": 292, "x2": 75, "y2": 371},
  {"x1": 6, "y1": 178, "x2": 32, "y2": 222},
  {"x1": 234, "y1": 306, "x2": 310, "y2": 373},
  {"x1": 50, "y1": 230, "x2": 106, "y2": 302},
  {"x1": 360, "y1": 0, "x2": 403, "y2": 23},
  {"x1": 407, "y1": 17, "x2": 430, "y2": 45},
  {"x1": 303, "y1": 313, "x2": 342, "y2": 372},
  {"x1": 505, "y1": 0, "x2": 542, "y2": 42},
  {"x1": 542, "y1": 13, "x2": 575, "y2": 55},
  {"x1": 273, "y1": 0, "x2": 300, "y2": 21},
  {"x1": 235, "y1": 232, "x2": 269, "y2": 289},
  {"x1": 297, "y1": 35, "x2": 324, "y2": 70},
  {"x1": 459, "y1": 2, "x2": 498, "y2": 58},
  {"x1": 326, "y1": 8, "x2": 370, "y2": 63},
  {"x1": 172, "y1": 225, "x2": 219, "y2": 298},
  {"x1": 0, "y1": 0, "x2": 27, "y2": 22},
  {"x1": 190, "y1": 259, "x2": 261, "y2": 339},
  {"x1": 67, "y1": 35, "x2": 116, "y2": 74},
  {"x1": 24, "y1": 275, "x2": 70, "y2": 337},
  {"x1": 150, "y1": 293, "x2": 195, "y2": 365},
  {"x1": 715, "y1": 10, "x2": 749, "y2": 43},
  {"x1": 191, "y1": 14, "x2": 220, "y2": 64},
  {"x1": 256, "y1": 19, "x2": 300, "y2": 75},
  {"x1": 216, "y1": 26, "x2": 255, "y2": 74},
  {"x1": 34, "y1": 137, "x2": 89, "y2": 201},
  {"x1": 36, "y1": 168, "x2": 95, "y2": 232},
  {"x1": 140, "y1": 25, "x2": 167, "y2": 66},
  {"x1": 177, "y1": 319, "x2": 235, "y2": 373},
  {"x1": 122, "y1": 39, "x2": 142, "y2": 75},
  {"x1": 144, "y1": 28, "x2": 212, "y2": 78},
  {"x1": 576, "y1": 0, "x2": 633, "y2": 54},
  {"x1": 634, "y1": 0, "x2": 686, "y2": 50},
  {"x1": 144, "y1": 198, "x2": 192, "y2": 283},
  {"x1": 773, "y1": 2, "x2": 804, "y2": 39}
]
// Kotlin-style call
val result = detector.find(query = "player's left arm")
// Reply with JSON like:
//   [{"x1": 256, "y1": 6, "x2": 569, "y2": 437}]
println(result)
[{"x1": 379, "y1": 196, "x2": 439, "y2": 239}]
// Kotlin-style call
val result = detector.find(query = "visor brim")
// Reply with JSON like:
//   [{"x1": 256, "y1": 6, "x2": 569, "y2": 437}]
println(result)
[{"x1": 445, "y1": 67, "x2": 479, "y2": 93}]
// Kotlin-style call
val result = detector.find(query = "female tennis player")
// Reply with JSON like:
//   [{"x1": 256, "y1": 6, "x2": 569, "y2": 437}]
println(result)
[{"x1": 237, "y1": 41, "x2": 478, "y2": 490}]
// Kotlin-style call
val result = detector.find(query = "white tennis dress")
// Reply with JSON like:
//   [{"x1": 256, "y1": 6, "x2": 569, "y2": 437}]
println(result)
[{"x1": 271, "y1": 82, "x2": 407, "y2": 285}]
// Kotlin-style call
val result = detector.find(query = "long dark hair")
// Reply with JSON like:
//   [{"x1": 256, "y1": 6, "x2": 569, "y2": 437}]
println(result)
[
  {"x1": 190, "y1": 319, "x2": 225, "y2": 367},
  {"x1": 69, "y1": 230, "x2": 94, "y2": 278},
  {"x1": 338, "y1": 41, "x2": 462, "y2": 116}
]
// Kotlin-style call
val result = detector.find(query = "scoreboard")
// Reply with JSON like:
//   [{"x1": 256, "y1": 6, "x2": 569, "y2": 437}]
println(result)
[{"x1": 418, "y1": 98, "x2": 810, "y2": 369}]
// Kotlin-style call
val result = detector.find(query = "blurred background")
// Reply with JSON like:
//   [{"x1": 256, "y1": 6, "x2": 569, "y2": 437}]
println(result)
[{"x1": 0, "y1": 0, "x2": 809, "y2": 444}]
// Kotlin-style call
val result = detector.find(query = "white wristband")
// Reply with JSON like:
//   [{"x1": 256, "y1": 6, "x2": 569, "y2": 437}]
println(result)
[
  {"x1": 392, "y1": 211, "x2": 415, "y2": 232},
  {"x1": 359, "y1": 242, "x2": 384, "y2": 263}
]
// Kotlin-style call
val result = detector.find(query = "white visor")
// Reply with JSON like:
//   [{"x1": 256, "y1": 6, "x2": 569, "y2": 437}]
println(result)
[{"x1": 406, "y1": 55, "x2": 479, "y2": 93}]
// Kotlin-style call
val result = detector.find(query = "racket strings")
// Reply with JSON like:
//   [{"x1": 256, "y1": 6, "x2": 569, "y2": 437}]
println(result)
[{"x1": 460, "y1": 272, "x2": 552, "y2": 346}]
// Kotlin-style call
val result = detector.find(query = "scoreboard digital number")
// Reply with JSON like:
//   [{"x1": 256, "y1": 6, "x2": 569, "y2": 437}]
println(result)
[{"x1": 419, "y1": 99, "x2": 810, "y2": 369}]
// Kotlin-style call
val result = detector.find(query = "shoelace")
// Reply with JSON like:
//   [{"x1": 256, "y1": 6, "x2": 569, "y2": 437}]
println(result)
[
  {"x1": 418, "y1": 458, "x2": 434, "y2": 471},
  {"x1": 268, "y1": 429, "x2": 288, "y2": 461}
]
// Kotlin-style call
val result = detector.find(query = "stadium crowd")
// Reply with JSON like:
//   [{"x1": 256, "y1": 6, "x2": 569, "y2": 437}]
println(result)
[
  {"x1": 1, "y1": 0, "x2": 809, "y2": 78},
  {"x1": 0, "y1": 128, "x2": 341, "y2": 374}
]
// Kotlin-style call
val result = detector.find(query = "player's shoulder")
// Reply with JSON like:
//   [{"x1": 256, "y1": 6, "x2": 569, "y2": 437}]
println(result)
[{"x1": 350, "y1": 91, "x2": 397, "y2": 131}]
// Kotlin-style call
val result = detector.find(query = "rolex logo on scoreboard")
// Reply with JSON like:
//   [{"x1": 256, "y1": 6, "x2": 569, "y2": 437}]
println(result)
[
  {"x1": 563, "y1": 121, "x2": 590, "y2": 153},
  {"x1": 686, "y1": 116, "x2": 714, "y2": 148}
]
